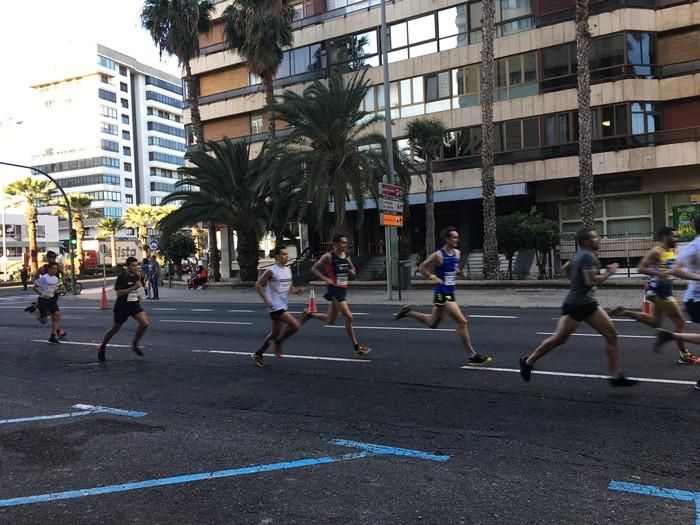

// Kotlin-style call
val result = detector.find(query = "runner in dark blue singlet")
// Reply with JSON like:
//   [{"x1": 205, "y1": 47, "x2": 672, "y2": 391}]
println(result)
[{"x1": 394, "y1": 226, "x2": 492, "y2": 366}]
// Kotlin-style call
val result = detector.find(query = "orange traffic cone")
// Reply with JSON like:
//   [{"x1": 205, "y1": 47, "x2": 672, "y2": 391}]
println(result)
[
  {"x1": 308, "y1": 286, "x2": 318, "y2": 314},
  {"x1": 100, "y1": 287, "x2": 109, "y2": 310},
  {"x1": 641, "y1": 283, "x2": 653, "y2": 315}
]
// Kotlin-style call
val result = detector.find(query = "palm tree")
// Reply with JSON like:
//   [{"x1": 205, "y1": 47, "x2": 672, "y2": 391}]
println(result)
[
  {"x1": 406, "y1": 118, "x2": 448, "y2": 255},
  {"x1": 53, "y1": 194, "x2": 100, "y2": 271},
  {"x1": 268, "y1": 70, "x2": 403, "y2": 230},
  {"x1": 576, "y1": 0, "x2": 595, "y2": 231},
  {"x1": 125, "y1": 204, "x2": 160, "y2": 259},
  {"x1": 223, "y1": 0, "x2": 294, "y2": 137},
  {"x1": 159, "y1": 139, "x2": 269, "y2": 281},
  {"x1": 141, "y1": 0, "x2": 214, "y2": 148},
  {"x1": 96, "y1": 218, "x2": 126, "y2": 268},
  {"x1": 5, "y1": 177, "x2": 54, "y2": 273},
  {"x1": 480, "y1": 0, "x2": 499, "y2": 280}
]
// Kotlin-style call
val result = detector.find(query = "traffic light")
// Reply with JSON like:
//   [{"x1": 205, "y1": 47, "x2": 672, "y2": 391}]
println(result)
[{"x1": 70, "y1": 229, "x2": 77, "y2": 248}]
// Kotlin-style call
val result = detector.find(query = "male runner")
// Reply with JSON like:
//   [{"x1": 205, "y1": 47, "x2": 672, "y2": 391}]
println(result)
[
  {"x1": 31, "y1": 261, "x2": 62, "y2": 343},
  {"x1": 303, "y1": 234, "x2": 372, "y2": 356},
  {"x1": 26, "y1": 251, "x2": 66, "y2": 338},
  {"x1": 655, "y1": 215, "x2": 700, "y2": 390},
  {"x1": 394, "y1": 226, "x2": 492, "y2": 365},
  {"x1": 608, "y1": 227, "x2": 699, "y2": 364},
  {"x1": 519, "y1": 229, "x2": 638, "y2": 387},
  {"x1": 97, "y1": 257, "x2": 149, "y2": 362},
  {"x1": 253, "y1": 245, "x2": 305, "y2": 367}
]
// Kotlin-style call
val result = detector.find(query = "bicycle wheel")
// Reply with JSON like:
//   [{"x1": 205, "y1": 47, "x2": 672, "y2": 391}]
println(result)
[{"x1": 73, "y1": 282, "x2": 83, "y2": 295}]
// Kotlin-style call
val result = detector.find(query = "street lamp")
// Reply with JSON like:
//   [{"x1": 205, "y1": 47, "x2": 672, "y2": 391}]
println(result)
[{"x1": 0, "y1": 117, "x2": 23, "y2": 282}]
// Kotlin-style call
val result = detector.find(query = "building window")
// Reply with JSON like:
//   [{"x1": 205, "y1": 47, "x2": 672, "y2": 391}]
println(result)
[
  {"x1": 119, "y1": 65, "x2": 127, "y2": 76},
  {"x1": 125, "y1": 194, "x2": 134, "y2": 204},
  {"x1": 249, "y1": 71, "x2": 261, "y2": 85},
  {"x1": 291, "y1": 0, "x2": 303, "y2": 20},
  {"x1": 98, "y1": 55, "x2": 116, "y2": 69},
  {"x1": 147, "y1": 121, "x2": 186, "y2": 138},
  {"x1": 123, "y1": 146, "x2": 132, "y2": 156},
  {"x1": 150, "y1": 181, "x2": 176, "y2": 192},
  {"x1": 542, "y1": 43, "x2": 576, "y2": 91},
  {"x1": 561, "y1": 196, "x2": 652, "y2": 235},
  {"x1": 122, "y1": 130, "x2": 130, "y2": 140},
  {"x1": 103, "y1": 157, "x2": 120, "y2": 168},
  {"x1": 149, "y1": 152, "x2": 184, "y2": 166},
  {"x1": 145, "y1": 76, "x2": 183, "y2": 95},
  {"x1": 630, "y1": 102, "x2": 660, "y2": 137},
  {"x1": 495, "y1": 51, "x2": 537, "y2": 100},
  {"x1": 329, "y1": 29, "x2": 379, "y2": 71},
  {"x1": 437, "y1": 5, "x2": 469, "y2": 51},
  {"x1": 146, "y1": 91, "x2": 183, "y2": 109},
  {"x1": 50, "y1": 174, "x2": 120, "y2": 188},
  {"x1": 101, "y1": 122, "x2": 118, "y2": 135},
  {"x1": 36, "y1": 225, "x2": 46, "y2": 239},
  {"x1": 101, "y1": 139, "x2": 119, "y2": 152},
  {"x1": 124, "y1": 162, "x2": 132, "y2": 172},
  {"x1": 544, "y1": 112, "x2": 575, "y2": 146},
  {"x1": 121, "y1": 98, "x2": 129, "y2": 109},
  {"x1": 98, "y1": 88, "x2": 117, "y2": 103},
  {"x1": 101, "y1": 105, "x2": 118, "y2": 119},
  {"x1": 452, "y1": 64, "x2": 480, "y2": 108},
  {"x1": 125, "y1": 178, "x2": 133, "y2": 188},
  {"x1": 120, "y1": 82, "x2": 128, "y2": 92},
  {"x1": 251, "y1": 115, "x2": 264, "y2": 135},
  {"x1": 424, "y1": 71, "x2": 451, "y2": 112},
  {"x1": 100, "y1": 74, "x2": 112, "y2": 84},
  {"x1": 121, "y1": 114, "x2": 130, "y2": 125},
  {"x1": 148, "y1": 136, "x2": 186, "y2": 151},
  {"x1": 103, "y1": 207, "x2": 123, "y2": 218}
]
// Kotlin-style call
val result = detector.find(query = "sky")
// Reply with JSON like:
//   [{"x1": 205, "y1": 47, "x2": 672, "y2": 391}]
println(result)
[{"x1": 0, "y1": 0, "x2": 181, "y2": 175}]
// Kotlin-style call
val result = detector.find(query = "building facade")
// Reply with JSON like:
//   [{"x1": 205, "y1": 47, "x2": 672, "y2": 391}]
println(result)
[
  {"x1": 189, "y1": 0, "x2": 700, "y2": 256},
  {"x1": 31, "y1": 44, "x2": 185, "y2": 240}
]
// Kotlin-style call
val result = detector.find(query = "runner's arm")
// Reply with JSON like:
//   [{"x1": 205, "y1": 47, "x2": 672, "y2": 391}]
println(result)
[
  {"x1": 455, "y1": 249, "x2": 467, "y2": 278},
  {"x1": 255, "y1": 270, "x2": 273, "y2": 306},
  {"x1": 637, "y1": 248, "x2": 665, "y2": 278},
  {"x1": 670, "y1": 262, "x2": 700, "y2": 281},
  {"x1": 347, "y1": 257, "x2": 357, "y2": 279},
  {"x1": 419, "y1": 252, "x2": 443, "y2": 284},
  {"x1": 311, "y1": 254, "x2": 332, "y2": 284},
  {"x1": 114, "y1": 275, "x2": 141, "y2": 297},
  {"x1": 672, "y1": 245, "x2": 700, "y2": 280},
  {"x1": 290, "y1": 285, "x2": 305, "y2": 295},
  {"x1": 583, "y1": 262, "x2": 619, "y2": 287}
]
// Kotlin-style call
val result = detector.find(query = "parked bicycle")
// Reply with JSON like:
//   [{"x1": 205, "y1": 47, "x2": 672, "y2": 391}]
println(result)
[{"x1": 58, "y1": 277, "x2": 83, "y2": 296}]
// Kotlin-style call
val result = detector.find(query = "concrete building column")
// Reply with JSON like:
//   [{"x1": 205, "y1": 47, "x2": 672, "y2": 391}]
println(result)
[{"x1": 219, "y1": 226, "x2": 231, "y2": 279}]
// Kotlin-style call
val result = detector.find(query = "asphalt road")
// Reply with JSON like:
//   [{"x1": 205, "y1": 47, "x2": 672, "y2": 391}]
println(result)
[{"x1": 1, "y1": 286, "x2": 699, "y2": 524}]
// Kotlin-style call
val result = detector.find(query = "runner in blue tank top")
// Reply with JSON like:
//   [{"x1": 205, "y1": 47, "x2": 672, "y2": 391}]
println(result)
[{"x1": 394, "y1": 226, "x2": 492, "y2": 366}]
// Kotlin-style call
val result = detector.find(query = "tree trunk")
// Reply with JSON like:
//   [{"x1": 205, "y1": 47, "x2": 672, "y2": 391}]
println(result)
[
  {"x1": 26, "y1": 207, "x2": 38, "y2": 274},
  {"x1": 185, "y1": 61, "x2": 205, "y2": 148},
  {"x1": 424, "y1": 158, "x2": 435, "y2": 254},
  {"x1": 264, "y1": 75, "x2": 276, "y2": 138},
  {"x1": 139, "y1": 224, "x2": 149, "y2": 260},
  {"x1": 480, "y1": 0, "x2": 499, "y2": 280},
  {"x1": 74, "y1": 219, "x2": 85, "y2": 273},
  {"x1": 110, "y1": 233, "x2": 118, "y2": 268},
  {"x1": 208, "y1": 222, "x2": 221, "y2": 281},
  {"x1": 576, "y1": 0, "x2": 595, "y2": 231},
  {"x1": 237, "y1": 230, "x2": 260, "y2": 282}
]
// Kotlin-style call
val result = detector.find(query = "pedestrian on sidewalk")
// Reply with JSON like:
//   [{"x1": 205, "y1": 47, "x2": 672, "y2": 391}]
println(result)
[
  {"x1": 97, "y1": 257, "x2": 149, "y2": 362},
  {"x1": 20, "y1": 266, "x2": 29, "y2": 290},
  {"x1": 519, "y1": 229, "x2": 638, "y2": 388},
  {"x1": 394, "y1": 226, "x2": 492, "y2": 366},
  {"x1": 303, "y1": 233, "x2": 372, "y2": 356},
  {"x1": 253, "y1": 245, "x2": 305, "y2": 367},
  {"x1": 149, "y1": 255, "x2": 161, "y2": 300}
]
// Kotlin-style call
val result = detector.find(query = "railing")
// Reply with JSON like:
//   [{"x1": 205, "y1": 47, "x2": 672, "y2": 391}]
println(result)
[{"x1": 560, "y1": 232, "x2": 655, "y2": 276}]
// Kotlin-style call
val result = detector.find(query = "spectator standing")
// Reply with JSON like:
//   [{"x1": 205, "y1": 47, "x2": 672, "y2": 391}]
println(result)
[
  {"x1": 149, "y1": 255, "x2": 161, "y2": 300},
  {"x1": 20, "y1": 266, "x2": 29, "y2": 290},
  {"x1": 140, "y1": 258, "x2": 151, "y2": 299}
]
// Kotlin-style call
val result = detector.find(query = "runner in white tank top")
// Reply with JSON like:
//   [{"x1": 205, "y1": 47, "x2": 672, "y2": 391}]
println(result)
[{"x1": 253, "y1": 245, "x2": 305, "y2": 367}]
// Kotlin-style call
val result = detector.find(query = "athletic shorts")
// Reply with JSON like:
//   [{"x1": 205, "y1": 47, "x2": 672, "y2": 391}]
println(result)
[
  {"x1": 434, "y1": 292, "x2": 456, "y2": 307},
  {"x1": 269, "y1": 309, "x2": 287, "y2": 320},
  {"x1": 37, "y1": 296, "x2": 59, "y2": 318},
  {"x1": 562, "y1": 301, "x2": 598, "y2": 322},
  {"x1": 685, "y1": 300, "x2": 700, "y2": 323},
  {"x1": 324, "y1": 286, "x2": 347, "y2": 303},
  {"x1": 113, "y1": 305, "x2": 144, "y2": 325}
]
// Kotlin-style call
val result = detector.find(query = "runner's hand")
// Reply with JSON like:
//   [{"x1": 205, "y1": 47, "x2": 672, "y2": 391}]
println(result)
[
  {"x1": 295, "y1": 288, "x2": 305, "y2": 295},
  {"x1": 606, "y1": 263, "x2": 619, "y2": 275},
  {"x1": 264, "y1": 300, "x2": 273, "y2": 308}
]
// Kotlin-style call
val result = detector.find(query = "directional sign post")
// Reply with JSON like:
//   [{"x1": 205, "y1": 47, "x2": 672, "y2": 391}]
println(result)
[
  {"x1": 381, "y1": 213, "x2": 404, "y2": 227},
  {"x1": 379, "y1": 198, "x2": 404, "y2": 214}
]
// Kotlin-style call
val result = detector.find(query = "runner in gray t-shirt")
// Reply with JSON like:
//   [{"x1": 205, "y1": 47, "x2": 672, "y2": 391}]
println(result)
[{"x1": 519, "y1": 229, "x2": 638, "y2": 388}]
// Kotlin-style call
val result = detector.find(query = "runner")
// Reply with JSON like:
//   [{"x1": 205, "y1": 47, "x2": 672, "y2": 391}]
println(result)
[
  {"x1": 608, "y1": 226, "x2": 700, "y2": 364},
  {"x1": 654, "y1": 215, "x2": 700, "y2": 390},
  {"x1": 302, "y1": 233, "x2": 372, "y2": 356},
  {"x1": 253, "y1": 245, "x2": 305, "y2": 367},
  {"x1": 394, "y1": 226, "x2": 492, "y2": 366},
  {"x1": 97, "y1": 257, "x2": 149, "y2": 362},
  {"x1": 25, "y1": 251, "x2": 66, "y2": 339},
  {"x1": 519, "y1": 229, "x2": 638, "y2": 387},
  {"x1": 31, "y1": 261, "x2": 62, "y2": 343}
]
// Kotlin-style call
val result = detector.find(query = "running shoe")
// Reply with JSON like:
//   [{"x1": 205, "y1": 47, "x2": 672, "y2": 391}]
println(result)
[
  {"x1": 519, "y1": 356, "x2": 532, "y2": 382},
  {"x1": 48, "y1": 334, "x2": 60, "y2": 344},
  {"x1": 301, "y1": 308, "x2": 312, "y2": 324},
  {"x1": 253, "y1": 353, "x2": 265, "y2": 367},
  {"x1": 394, "y1": 305, "x2": 412, "y2": 320},
  {"x1": 609, "y1": 375, "x2": 638, "y2": 387},
  {"x1": 678, "y1": 352, "x2": 700, "y2": 365},
  {"x1": 129, "y1": 343, "x2": 144, "y2": 357},
  {"x1": 354, "y1": 344, "x2": 372, "y2": 356},
  {"x1": 272, "y1": 341, "x2": 283, "y2": 359},
  {"x1": 653, "y1": 329, "x2": 674, "y2": 353},
  {"x1": 468, "y1": 353, "x2": 492, "y2": 366},
  {"x1": 24, "y1": 303, "x2": 36, "y2": 313},
  {"x1": 97, "y1": 344, "x2": 106, "y2": 362}
]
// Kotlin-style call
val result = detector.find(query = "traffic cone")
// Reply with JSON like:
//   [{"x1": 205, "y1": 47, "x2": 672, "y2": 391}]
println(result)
[
  {"x1": 100, "y1": 287, "x2": 109, "y2": 310},
  {"x1": 641, "y1": 283, "x2": 653, "y2": 315},
  {"x1": 308, "y1": 286, "x2": 318, "y2": 314}
]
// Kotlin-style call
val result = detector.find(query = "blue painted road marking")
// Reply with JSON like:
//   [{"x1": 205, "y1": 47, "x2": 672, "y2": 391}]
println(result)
[
  {"x1": 0, "y1": 404, "x2": 147, "y2": 425},
  {"x1": 610, "y1": 481, "x2": 700, "y2": 525},
  {"x1": 0, "y1": 439, "x2": 450, "y2": 507}
]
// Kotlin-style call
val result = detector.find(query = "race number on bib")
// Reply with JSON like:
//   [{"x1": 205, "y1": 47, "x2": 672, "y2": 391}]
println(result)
[
  {"x1": 336, "y1": 275, "x2": 348, "y2": 286},
  {"x1": 444, "y1": 272, "x2": 457, "y2": 286},
  {"x1": 127, "y1": 291, "x2": 139, "y2": 302},
  {"x1": 280, "y1": 279, "x2": 291, "y2": 293}
]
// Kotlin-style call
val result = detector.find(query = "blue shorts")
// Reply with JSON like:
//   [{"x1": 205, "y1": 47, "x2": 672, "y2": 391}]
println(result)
[
  {"x1": 647, "y1": 281, "x2": 674, "y2": 302},
  {"x1": 324, "y1": 286, "x2": 347, "y2": 303}
]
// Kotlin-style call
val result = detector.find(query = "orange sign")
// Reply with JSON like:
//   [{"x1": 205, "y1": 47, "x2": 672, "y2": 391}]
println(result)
[
  {"x1": 692, "y1": 194, "x2": 700, "y2": 203},
  {"x1": 381, "y1": 213, "x2": 404, "y2": 227}
]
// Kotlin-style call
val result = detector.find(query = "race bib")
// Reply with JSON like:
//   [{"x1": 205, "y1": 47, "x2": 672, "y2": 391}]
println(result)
[
  {"x1": 444, "y1": 272, "x2": 457, "y2": 286},
  {"x1": 336, "y1": 275, "x2": 348, "y2": 286},
  {"x1": 127, "y1": 290, "x2": 139, "y2": 302},
  {"x1": 280, "y1": 279, "x2": 291, "y2": 293}
]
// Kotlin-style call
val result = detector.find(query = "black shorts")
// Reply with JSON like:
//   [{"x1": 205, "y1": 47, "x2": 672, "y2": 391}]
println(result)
[
  {"x1": 562, "y1": 302, "x2": 598, "y2": 322},
  {"x1": 37, "y1": 296, "x2": 59, "y2": 317},
  {"x1": 685, "y1": 300, "x2": 700, "y2": 323},
  {"x1": 113, "y1": 305, "x2": 144, "y2": 325},
  {"x1": 270, "y1": 309, "x2": 287, "y2": 321},
  {"x1": 433, "y1": 292, "x2": 456, "y2": 307},
  {"x1": 324, "y1": 286, "x2": 347, "y2": 303}
]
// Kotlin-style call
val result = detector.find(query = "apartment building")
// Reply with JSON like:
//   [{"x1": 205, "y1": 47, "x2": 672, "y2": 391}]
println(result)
[
  {"x1": 32, "y1": 44, "x2": 185, "y2": 240},
  {"x1": 188, "y1": 0, "x2": 700, "y2": 255}
]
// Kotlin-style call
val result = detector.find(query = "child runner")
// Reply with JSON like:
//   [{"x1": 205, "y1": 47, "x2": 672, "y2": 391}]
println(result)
[
  {"x1": 32, "y1": 261, "x2": 62, "y2": 344},
  {"x1": 394, "y1": 226, "x2": 492, "y2": 366},
  {"x1": 253, "y1": 245, "x2": 305, "y2": 367}
]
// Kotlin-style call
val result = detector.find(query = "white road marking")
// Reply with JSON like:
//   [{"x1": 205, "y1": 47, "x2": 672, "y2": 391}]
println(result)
[
  {"x1": 189, "y1": 308, "x2": 214, "y2": 312},
  {"x1": 192, "y1": 349, "x2": 369, "y2": 363},
  {"x1": 288, "y1": 311, "x2": 370, "y2": 315},
  {"x1": 324, "y1": 325, "x2": 455, "y2": 332},
  {"x1": 227, "y1": 309, "x2": 255, "y2": 313},
  {"x1": 31, "y1": 340, "x2": 130, "y2": 348},
  {"x1": 0, "y1": 306, "x2": 101, "y2": 310},
  {"x1": 153, "y1": 307, "x2": 177, "y2": 311},
  {"x1": 468, "y1": 315, "x2": 518, "y2": 319},
  {"x1": 536, "y1": 332, "x2": 655, "y2": 339},
  {"x1": 461, "y1": 365, "x2": 697, "y2": 386},
  {"x1": 160, "y1": 319, "x2": 252, "y2": 326}
]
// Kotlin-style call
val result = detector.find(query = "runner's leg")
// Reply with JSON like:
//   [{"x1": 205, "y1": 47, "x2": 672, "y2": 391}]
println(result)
[
  {"x1": 313, "y1": 301, "x2": 338, "y2": 324},
  {"x1": 584, "y1": 307, "x2": 621, "y2": 377},
  {"x1": 655, "y1": 300, "x2": 688, "y2": 355},
  {"x1": 132, "y1": 311, "x2": 150, "y2": 345},
  {"x1": 276, "y1": 312, "x2": 300, "y2": 343},
  {"x1": 613, "y1": 305, "x2": 662, "y2": 328},
  {"x1": 100, "y1": 323, "x2": 123, "y2": 346},
  {"x1": 334, "y1": 299, "x2": 359, "y2": 347},
  {"x1": 526, "y1": 315, "x2": 579, "y2": 366},
  {"x1": 405, "y1": 306, "x2": 444, "y2": 328},
  {"x1": 51, "y1": 311, "x2": 60, "y2": 337},
  {"x1": 257, "y1": 320, "x2": 282, "y2": 355},
  {"x1": 443, "y1": 302, "x2": 477, "y2": 356}
]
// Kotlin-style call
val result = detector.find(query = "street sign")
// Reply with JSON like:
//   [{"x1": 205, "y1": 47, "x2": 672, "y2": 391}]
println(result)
[
  {"x1": 5, "y1": 225, "x2": 15, "y2": 236},
  {"x1": 99, "y1": 244, "x2": 108, "y2": 255},
  {"x1": 381, "y1": 213, "x2": 404, "y2": 227},
  {"x1": 379, "y1": 198, "x2": 404, "y2": 214},
  {"x1": 149, "y1": 239, "x2": 159, "y2": 250},
  {"x1": 379, "y1": 182, "x2": 403, "y2": 199}
]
